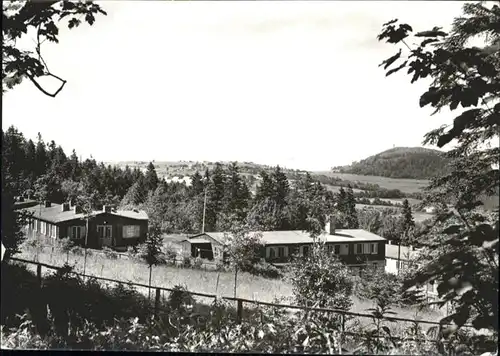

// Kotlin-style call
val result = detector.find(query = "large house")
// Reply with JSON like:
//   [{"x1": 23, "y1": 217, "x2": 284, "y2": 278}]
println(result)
[
  {"x1": 181, "y1": 216, "x2": 387, "y2": 273},
  {"x1": 22, "y1": 201, "x2": 148, "y2": 250}
]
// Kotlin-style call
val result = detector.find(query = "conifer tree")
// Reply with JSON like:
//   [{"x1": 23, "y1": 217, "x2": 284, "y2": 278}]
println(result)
[
  {"x1": 401, "y1": 199, "x2": 415, "y2": 244},
  {"x1": 144, "y1": 162, "x2": 159, "y2": 192}
]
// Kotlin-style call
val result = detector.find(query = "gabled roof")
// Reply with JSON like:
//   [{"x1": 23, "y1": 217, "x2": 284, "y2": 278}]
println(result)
[
  {"x1": 24, "y1": 203, "x2": 148, "y2": 224},
  {"x1": 190, "y1": 229, "x2": 386, "y2": 246}
]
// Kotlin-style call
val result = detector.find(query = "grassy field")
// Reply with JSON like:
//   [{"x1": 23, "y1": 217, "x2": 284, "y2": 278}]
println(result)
[
  {"x1": 314, "y1": 172, "x2": 429, "y2": 194},
  {"x1": 18, "y1": 244, "x2": 445, "y2": 323}
]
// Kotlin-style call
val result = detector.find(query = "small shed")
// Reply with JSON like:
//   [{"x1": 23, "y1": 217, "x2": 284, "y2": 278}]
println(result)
[{"x1": 181, "y1": 236, "x2": 214, "y2": 260}]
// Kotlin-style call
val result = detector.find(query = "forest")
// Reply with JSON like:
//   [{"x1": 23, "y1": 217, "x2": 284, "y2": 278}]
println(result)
[
  {"x1": 2, "y1": 125, "x2": 382, "y2": 240},
  {"x1": 336, "y1": 147, "x2": 450, "y2": 180}
]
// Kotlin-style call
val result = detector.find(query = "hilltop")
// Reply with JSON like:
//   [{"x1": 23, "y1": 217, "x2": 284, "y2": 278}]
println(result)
[{"x1": 332, "y1": 147, "x2": 450, "y2": 180}]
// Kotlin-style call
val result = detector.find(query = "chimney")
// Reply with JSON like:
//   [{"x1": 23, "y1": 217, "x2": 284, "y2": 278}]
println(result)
[
  {"x1": 329, "y1": 215, "x2": 336, "y2": 235},
  {"x1": 73, "y1": 205, "x2": 82, "y2": 214},
  {"x1": 62, "y1": 203, "x2": 70, "y2": 212},
  {"x1": 103, "y1": 205, "x2": 112, "y2": 213},
  {"x1": 44, "y1": 201, "x2": 51, "y2": 208}
]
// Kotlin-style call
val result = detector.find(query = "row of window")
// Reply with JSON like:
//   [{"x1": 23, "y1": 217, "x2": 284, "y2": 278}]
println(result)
[
  {"x1": 30, "y1": 220, "x2": 58, "y2": 238},
  {"x1": 266, "y1": 243, "x2": 380, "y2": 259},
  {"x1": 29, "y1": 219, "x2": 140, "y2": 240}
]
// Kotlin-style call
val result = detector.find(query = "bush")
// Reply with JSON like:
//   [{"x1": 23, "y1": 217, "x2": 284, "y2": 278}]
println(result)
[
  {"x1": 191, "y1": 257, "x2": 203, "y2": 269},
  {"x1": 181, "y1": 256, "x2": 191, "y2": 268},
  {"x1": 102, "y1": 247, "x2": 118, "y2": 260},
  {"x1": 249, "y1": 261, "x2": 282, "y2": 279},
  {"x1": 288, "y1": 242, "x2": 353, "y2": 311}
]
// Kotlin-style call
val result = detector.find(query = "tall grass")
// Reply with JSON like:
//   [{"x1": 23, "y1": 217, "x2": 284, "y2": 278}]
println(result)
[{"x1": 18, "y1": 243, "x2": 445, "y2": 322}]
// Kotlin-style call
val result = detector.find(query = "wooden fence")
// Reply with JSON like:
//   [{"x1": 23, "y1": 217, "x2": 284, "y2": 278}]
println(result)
[
  {"x1": 4, "y1": 256, "x2": 487, "y2": 355},
  {"x1": 8, "y1": 256, "x2": 470, "y2": 328}
]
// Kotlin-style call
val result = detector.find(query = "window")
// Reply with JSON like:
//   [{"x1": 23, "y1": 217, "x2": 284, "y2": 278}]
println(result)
[
  {"x1": 97, "y1": 225, "x2": 112, "y2": 239},
  {"x1": 371, "y1": 243, "x2": 378, "y2": 254},
  {"x1": 334, "y1": 245, "x2": 340, "y2": 255},
  {"x1": 301, "y1": 245, "x2": 310, "y2": 256},
  {"x1": 41, "y1": 222, "x2": 47, "y2": 235},
  {"x1": 355, "y1": 243, "x2": 363, "y2": 254},
  {"x1": 268, "y1": 247, "x2": 276, "y2": 259},
  {"x1": 33, "y1": 220, "x2": 38, "y2": 232},
  {"x1": 123, "y1": 225, "x2": 140, "y2": 238},
  {"x1": 70, "y1": 226, "x2": 84, "y2": 239},
  {"x1": 277, "y1": 246, "x2": 287, "y2": 258},
  {"x1": 363, "y1": 243, "x2": 371, "y2": 254},
  {"x1": 51, "y1": 225, "x2": 57, "y2": 238}
]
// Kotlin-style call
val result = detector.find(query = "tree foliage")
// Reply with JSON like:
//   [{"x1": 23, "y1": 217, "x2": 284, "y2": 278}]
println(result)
[
  {"x1": 3, "y1": 1, "x2": 107, "y2": 96},
  {"x1": 378, "y1": 1, "x2": 499, "y2": 332},
  {"x1": 288, "y1": 243, "x2": 353, "y2": 311}
]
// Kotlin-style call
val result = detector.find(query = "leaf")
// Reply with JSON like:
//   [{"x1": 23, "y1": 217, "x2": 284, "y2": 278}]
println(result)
[
  {"x1": 85, "y1": 13, "x2": 95, "y2": 26},
  {"x1": 68, "y1": 18, "x2": 81, "y2": 29},
  {"x1": 379, "y1": 49, "x2": 402, "y2": 69},
  {"x1": 386, "y1": 61, "x2": 408, "y2": 76},
  {"x1": 421, "y1": 38, "x2": 439, "y2": 47},
  {"x1": 382, "y1": 19, "x2": 398, "y2": 26},
  {"x1": 415, "y1": 29, "x2": 448, "y2": 37}
]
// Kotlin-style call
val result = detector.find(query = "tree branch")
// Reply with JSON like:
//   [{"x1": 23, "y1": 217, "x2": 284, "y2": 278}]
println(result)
[{"x1": 27, "y1": 72, "x2": 67, "y2": 98}]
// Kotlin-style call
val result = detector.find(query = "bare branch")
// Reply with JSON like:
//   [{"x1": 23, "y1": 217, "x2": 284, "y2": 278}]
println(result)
[{"x1": 27, "y1": 73, "x2": 67, "y2": 98}]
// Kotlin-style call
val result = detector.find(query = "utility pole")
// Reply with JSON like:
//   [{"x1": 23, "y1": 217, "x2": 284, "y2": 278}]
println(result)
[{"x1": 201, "y1": 187, "x2": 207, "y2": 234}]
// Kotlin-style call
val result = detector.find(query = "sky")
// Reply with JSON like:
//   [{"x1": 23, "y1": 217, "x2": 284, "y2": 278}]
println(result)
[{"x1": 3, "y1": 1, "x2": 467, "y2": 171}]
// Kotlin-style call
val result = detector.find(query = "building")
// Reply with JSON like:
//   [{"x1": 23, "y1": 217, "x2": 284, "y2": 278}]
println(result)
[
  {"x1": 182, "y1": 216, "x2": 387, "y2": 272},
  {"x1": 23, "y1": 201, "x2": 148, "y2": 250},
  {"x1": 385, "y1": 244, "x2": 439, "y2": 302},
  {"x1": 385, "y1": 244, "x2": 418, "y2": 275}
]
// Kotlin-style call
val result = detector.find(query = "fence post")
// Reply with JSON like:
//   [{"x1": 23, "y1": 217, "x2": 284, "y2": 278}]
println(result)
[
  {"x1": 236, "y1": 299, "x2": 243, "y2": 324},
  {"x1": 154, "y1": 288, "x2": 161, "y2": 318},
  {"x1": 36, "y1": 263, "x2": 42, "y2": 288},
  {"x1": 339, "y1": 313, "x2": 345, "y2": 354}
]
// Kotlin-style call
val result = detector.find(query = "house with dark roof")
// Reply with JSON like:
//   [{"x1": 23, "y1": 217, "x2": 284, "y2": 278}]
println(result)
[
  {"x1": 181, "y1": 216, "x2": 387, "y2": 272},
  {"x1": 23, "y1": 201, "x2": 148, "y2": 250}
]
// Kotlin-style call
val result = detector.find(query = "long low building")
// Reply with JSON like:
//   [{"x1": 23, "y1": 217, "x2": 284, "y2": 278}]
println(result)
[
  {"x1": 181, "y1": 217, "x2": 387, "y2": 272},
  {"x1": 22, "y1": 201, "x2": 149, "y2": 250}
]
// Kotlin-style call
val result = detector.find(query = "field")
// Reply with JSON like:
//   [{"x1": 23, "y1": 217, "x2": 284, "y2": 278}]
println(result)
[
  {"x1": 19, "y1": 244, "x2": 445, "y2": 322},
  {"x1": 314, "y1": 172, "x2": 429, "y2": 194}
]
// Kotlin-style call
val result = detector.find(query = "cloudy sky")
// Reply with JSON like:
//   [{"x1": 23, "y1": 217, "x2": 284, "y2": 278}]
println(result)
[{"x1": 3, "y1": 1, "x2": 466, "y2": 171}]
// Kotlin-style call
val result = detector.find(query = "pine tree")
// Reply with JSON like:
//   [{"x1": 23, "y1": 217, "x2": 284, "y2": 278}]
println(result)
[
  {"x1": 345, "y1": 185, "x2": 359, "y2": 229},
  {"x1": 144, "y1": 162, "x2": 159, "y2": 192},
  {"x1": 401, "y1": 199, "x2": 415, "y2": 244},
  {"x1": 190, "y1": 171, "x2": 204, "y2": 197},
  {"x1": 271, "y1": 165, "x2": 289, "y2": 207},
  {"x1": 35, "y1": 132, "x2": 48, "y2": 178},
  {"x1": 255, "y1": 170, "x2": 273, "y2": 202}
]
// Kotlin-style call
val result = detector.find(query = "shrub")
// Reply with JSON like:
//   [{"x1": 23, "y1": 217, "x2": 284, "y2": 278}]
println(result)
[
  {"x1": 250, "y1": 261, "x2": 282, "y2": 279},
  {"x1": 288, "y1": 242, "x2": 353, "y2": 311},
  {"x1": 191, "y1": 257, "x2": 203, "y2": 269},
  {"x1": 102, "y1": 247, "x2": 118, "y2": 260}
]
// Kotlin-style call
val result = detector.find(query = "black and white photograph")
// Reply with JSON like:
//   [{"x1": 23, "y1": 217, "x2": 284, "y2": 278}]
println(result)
[{"x1": 1, "y1": 0, "x2": 498, "y2": 354}]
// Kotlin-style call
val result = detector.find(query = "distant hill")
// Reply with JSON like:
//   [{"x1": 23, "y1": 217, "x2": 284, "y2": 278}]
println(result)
[{"x1": 333, "y1": 147, "x2": 450, "y2": 180}]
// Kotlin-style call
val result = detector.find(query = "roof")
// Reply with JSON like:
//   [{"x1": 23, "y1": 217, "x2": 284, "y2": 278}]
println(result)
[
  {"x1": 385, "y1": 244, "x2": 419, "y2": 261},
  {"x1": 193, "y1": 229, "x2": 386, "y2": 246},
  {"x1": 23, "y1": 203, "x2": 148, "y2": 224},
  {"x1": 184, "y1": 237, "x2": 210, "y2": 244}
]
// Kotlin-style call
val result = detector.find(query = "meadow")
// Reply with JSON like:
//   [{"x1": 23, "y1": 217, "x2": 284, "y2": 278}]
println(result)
[
  {"x1": 18, "y1": 243, "x2": 445, "y2": 323},
  {"x1": 314, "y1": 172, "x2": 429, "y2": 194}
]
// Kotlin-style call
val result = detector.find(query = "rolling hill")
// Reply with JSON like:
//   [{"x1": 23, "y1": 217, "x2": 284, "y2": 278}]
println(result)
[{"x1": 333, "y1": 147, "x2": 450, "y2": 180}]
